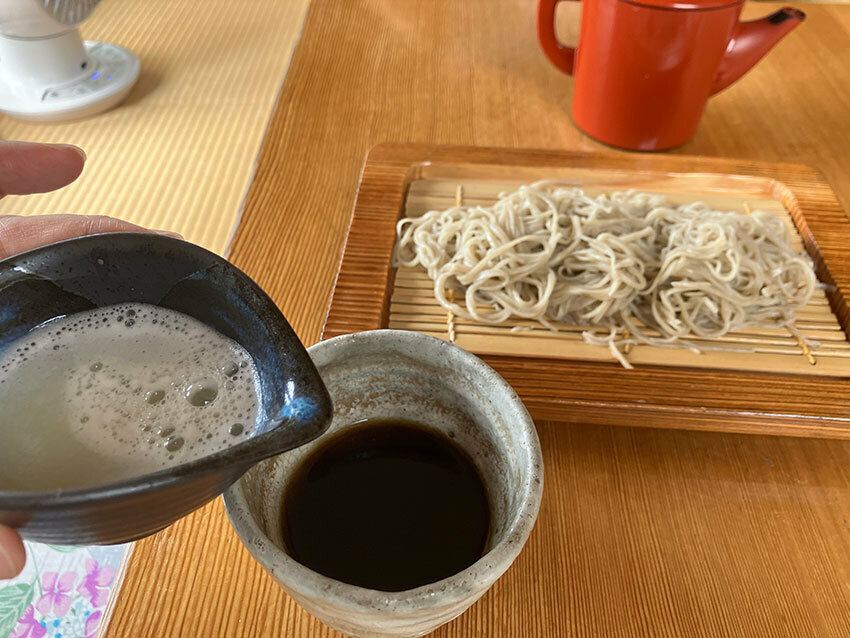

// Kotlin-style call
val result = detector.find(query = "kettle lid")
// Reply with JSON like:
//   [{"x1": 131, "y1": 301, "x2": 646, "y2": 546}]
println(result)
[{"x1": 622, "y1": 0, "x2": 741, "y2": 9}]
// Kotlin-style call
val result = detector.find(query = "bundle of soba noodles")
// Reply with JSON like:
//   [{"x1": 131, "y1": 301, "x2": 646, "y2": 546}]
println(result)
[{"x1": 394, "y1": 181, "x2": 817, "y2": 368}]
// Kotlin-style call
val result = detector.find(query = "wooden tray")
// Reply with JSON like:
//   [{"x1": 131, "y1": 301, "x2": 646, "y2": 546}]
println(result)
[{"x1": 324, "y1": 144, "x2": 850, "y2": 438}]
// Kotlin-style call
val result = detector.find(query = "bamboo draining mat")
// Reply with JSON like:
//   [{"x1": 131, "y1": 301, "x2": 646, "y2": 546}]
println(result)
[
  {"x1": 324, "y1": 144, "x2": 850, "y2": 438},
  {"x1": 0, "y1": 0, "x2": 311, "y2": 255},
  {"x1": 392, "y1": 179, "x2": 850, "y2": 377}
]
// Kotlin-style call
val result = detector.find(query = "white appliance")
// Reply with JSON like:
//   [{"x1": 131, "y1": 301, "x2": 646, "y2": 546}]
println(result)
[{"x1": 0, "y1": 0, "x2": 139, "y2": 122}]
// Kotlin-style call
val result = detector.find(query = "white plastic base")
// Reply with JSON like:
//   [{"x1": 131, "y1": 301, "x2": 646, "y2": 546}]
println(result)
[{"x1": 0, "y1": 38, "x2": 140, "y2": 123}]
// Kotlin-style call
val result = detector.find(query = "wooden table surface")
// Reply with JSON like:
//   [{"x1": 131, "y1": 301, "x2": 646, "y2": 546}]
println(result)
[{"x1": 106, "y1": 2, "x2": 850, "y2": 636}]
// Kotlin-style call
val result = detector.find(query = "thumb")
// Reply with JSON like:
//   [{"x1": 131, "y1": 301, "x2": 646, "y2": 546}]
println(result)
[
  {"x1": 0, "y1": 214, "x2": 182, "y2": 260},
  {"x1": 0, "y1": 525, "x2": 25, "y2": 579},
  {"x1": 0, "y1": 141, "x2": 86, "y2": 198}
]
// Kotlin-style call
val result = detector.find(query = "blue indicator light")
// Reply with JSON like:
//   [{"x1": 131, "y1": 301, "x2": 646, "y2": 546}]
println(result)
[
  {"x1": 106, "y1": 75, "x2": 112, "y2": 81},
  {"x1": 91, "y1": 71, "x2": 101, "y2": 80}
]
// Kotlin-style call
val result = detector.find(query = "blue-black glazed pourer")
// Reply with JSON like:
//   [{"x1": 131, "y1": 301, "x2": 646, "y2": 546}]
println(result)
[{"x1": 0, "y1": 233, "x2": 332, "y2": 545}]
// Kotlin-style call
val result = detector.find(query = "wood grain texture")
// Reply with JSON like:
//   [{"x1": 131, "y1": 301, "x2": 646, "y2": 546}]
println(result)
[
  {"x1": 325, "y1": 144, "x2": 850, "y2": 438},
  {"x1": 107, "y1": 2, "x2": 850, "y2": 636},
  {"x1": 0, "y1": 0, "x2": 311, "y2": 255}
]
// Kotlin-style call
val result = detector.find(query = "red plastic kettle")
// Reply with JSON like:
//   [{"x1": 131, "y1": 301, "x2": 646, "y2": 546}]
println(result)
[{"x1": 538, "y1": 0, "x2": 805, "y2": 150}]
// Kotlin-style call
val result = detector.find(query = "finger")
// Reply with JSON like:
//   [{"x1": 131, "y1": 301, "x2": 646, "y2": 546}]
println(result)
[
  {"x1": 0, "y1": 525, "x2": 25, "y2": 579},
  {"x1": 0, "y1": 141, "x2": 86, "y2": 198},
  {"x1": 0, "y1": 214, "x2": 182, "y2": 260}
]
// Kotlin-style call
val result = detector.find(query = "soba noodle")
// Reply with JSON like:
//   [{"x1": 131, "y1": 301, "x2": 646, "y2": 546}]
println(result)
[{"x1": 394, "y1": 181, "x2": 817, "y2": 368}]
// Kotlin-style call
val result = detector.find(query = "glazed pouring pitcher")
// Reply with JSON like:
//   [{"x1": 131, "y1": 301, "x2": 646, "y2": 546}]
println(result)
[{"x1": 538, "y1": 0, "x2": 805, "y2": 150}]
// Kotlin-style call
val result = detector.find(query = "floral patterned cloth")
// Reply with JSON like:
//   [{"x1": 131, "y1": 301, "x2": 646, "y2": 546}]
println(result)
[{"x1": 0, "y1": 542, "x2": 128, "y2": 638}]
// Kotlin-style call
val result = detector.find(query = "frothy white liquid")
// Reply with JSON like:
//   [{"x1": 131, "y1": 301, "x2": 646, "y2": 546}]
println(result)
[{"x1": 0, "y1": 303, "x2": 262, "y2": 491}]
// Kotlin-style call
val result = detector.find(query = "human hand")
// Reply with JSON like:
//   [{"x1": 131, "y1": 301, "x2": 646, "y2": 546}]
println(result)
[
  {"x1": 0, "y1": 140, "x2": 179, "y2": 578},
  {"x1": 0, "y1": 140, "x2": 180, "y2": 261}
]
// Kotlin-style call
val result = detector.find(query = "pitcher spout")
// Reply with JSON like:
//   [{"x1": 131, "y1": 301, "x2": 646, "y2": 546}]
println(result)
[{"x1": 711, "y1": 7, "x2": 805, "y2": 95}]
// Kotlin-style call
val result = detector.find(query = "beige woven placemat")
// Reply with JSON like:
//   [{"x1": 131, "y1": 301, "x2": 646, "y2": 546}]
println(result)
[{"x1": 0, "y1": 0, "x2": 310, "y2": 255}]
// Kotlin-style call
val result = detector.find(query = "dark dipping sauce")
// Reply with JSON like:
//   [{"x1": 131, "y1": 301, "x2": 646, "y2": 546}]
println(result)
[{"x1": 281, "y1": 418, "x2": 491, "y2": 592}]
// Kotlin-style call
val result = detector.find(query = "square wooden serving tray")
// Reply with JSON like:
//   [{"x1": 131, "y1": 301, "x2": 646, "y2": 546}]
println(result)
[{"x1": 323, "y1": 144, "x2": 850, "y2": 438}]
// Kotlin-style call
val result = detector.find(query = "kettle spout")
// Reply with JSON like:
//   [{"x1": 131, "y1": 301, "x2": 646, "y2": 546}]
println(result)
[{"x1": 711, "y1": 7, "x2": 805, "y2": 95}]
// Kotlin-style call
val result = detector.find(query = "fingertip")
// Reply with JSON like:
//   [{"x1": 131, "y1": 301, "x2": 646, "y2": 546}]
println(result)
[
  {"x1": 48, "y1": 144, "x2": 86, "y2": 181},
  {"x1": 53, "y1": 144, "x2": 87, "y2": 163},
  {"x1": 0, "y1": 141, "x2": 86, "y2": 196},
  {"x1": 0, "y1": 525, "x2": 25, "y2": 579}
]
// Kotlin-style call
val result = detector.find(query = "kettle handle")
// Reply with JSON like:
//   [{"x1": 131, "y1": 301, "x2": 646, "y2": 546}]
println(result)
[{"x1": 537, "y1": 0, "x2": 579, "y2": 75}]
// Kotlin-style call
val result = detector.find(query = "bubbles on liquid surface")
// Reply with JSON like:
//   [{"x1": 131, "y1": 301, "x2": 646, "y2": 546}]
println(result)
[
  {"x1": 165, "y1": 436, "x2": 184, "y2": 452},
  {"x1": 145, "y1": 389, "x2": 165, "y2": 405},
  {"x1": 186, "y1": 383, "x2": 218, "y2": 407},
  {"x1": 0, "y1": 302, "x2": 263, "y2": 490}
]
